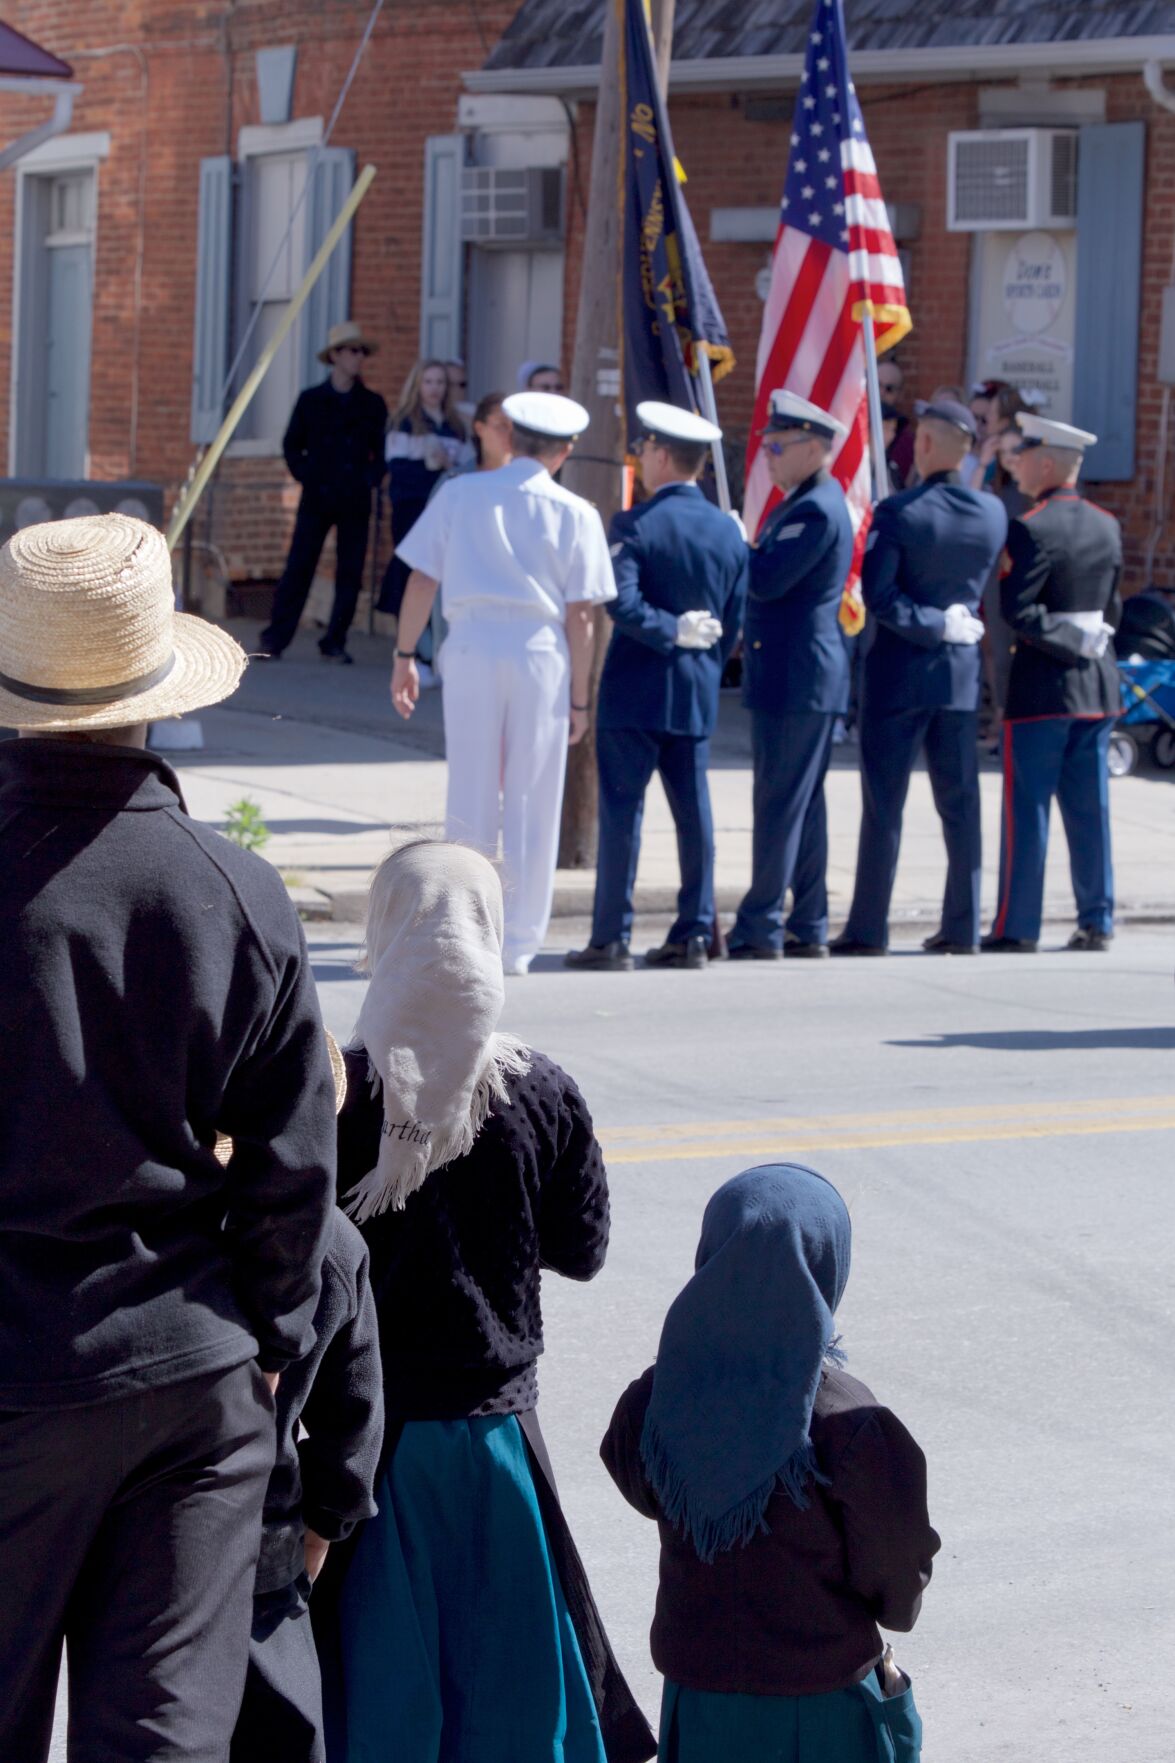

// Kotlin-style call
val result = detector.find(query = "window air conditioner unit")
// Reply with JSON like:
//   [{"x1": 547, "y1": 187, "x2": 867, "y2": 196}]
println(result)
[
  {"x1": 459, "y1": 166, "x2": 565, "y2": 246},
  {"x1": 947, "y1": 129, "x2": 1079, "y2": 232}
]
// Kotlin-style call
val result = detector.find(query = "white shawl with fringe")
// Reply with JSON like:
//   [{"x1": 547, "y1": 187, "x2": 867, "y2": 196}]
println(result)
[{"x1": 345, "y1": 842, "x2": 530, "y2": 1220}]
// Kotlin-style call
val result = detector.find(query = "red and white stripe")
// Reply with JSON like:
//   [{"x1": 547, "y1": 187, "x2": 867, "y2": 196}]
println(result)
[{"x1": 744, "y1": 137, "x2": 908, "y2": 609}]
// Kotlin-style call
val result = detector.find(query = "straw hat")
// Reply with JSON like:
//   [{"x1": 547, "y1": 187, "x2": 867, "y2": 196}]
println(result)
[
  {"x1": 0, "y1": 513, "x2": 246, "y2": 732},
  {"x1": 214, "y1": 1029, "x2": 348, "y2": 1165},
  {"x1": 317, "y1": 319, "x2": 378, "y2": 365}
]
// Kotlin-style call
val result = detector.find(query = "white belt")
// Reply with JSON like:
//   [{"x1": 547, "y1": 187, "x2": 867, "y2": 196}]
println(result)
[{"x1": 1056, "y1": 611, "x2": 1104, "y2": 634}]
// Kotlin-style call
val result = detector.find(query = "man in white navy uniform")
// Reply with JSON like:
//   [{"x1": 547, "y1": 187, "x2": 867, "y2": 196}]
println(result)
[{"x1": 389, "y1": 391, "x2": 616, "y2": 973}]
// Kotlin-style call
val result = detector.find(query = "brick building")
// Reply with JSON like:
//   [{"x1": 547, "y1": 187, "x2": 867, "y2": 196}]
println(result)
[{"x1": 1, "y1": 1, "x2": 1174, "y2": 602}]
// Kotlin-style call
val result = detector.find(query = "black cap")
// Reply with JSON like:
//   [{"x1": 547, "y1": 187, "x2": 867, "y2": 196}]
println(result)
[{"x1": 914, "y1": 398, "x2": 977, "y2": 440}]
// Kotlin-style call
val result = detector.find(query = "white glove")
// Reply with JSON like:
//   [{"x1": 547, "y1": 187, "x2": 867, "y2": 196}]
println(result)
[
  {"x1": 675, "y1": 610, "x2": 723, "y2": 650},
  {"x1": 942, "y1": 603, "x2": 985, "y2": 646},
  {"x1": 1079, "y1": 620, "x2": 1115, "y2": 660}
]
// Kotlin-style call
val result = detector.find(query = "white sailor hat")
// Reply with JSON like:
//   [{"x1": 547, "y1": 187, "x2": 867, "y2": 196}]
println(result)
[
  {"x1": 762, "y1": 389, "x2": 846, "y2": 443},
  {"x1": 634, "y1": 400, "x2": 722, "y2": 446},
  {"x1": 502, "y1": 390, "x2": 590, "y2": 439},
  {"x1": 1014, "y1": 412, "x2": 1098, "y2": 453}
]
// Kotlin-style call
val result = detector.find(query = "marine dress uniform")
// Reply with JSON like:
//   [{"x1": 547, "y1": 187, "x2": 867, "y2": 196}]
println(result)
[
  {"x1": 986, "y1": 416, "x2": 1122, "y2": 952},
  {"x1": 727, "y1": 396, "x2": 853, "y2": 959},
  {"x1": 394, "y1": 393, "x2": 615, "y2": 973},
  {"x1": 834, "y1": 401, "x2": 1007, "y2": 954},
  {"x1": 572, "y1": 404, "x2": 747, "y2": 970}
]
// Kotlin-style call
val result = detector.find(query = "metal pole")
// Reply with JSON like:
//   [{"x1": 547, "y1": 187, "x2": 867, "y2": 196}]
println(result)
[
  {"x1": 166, "y1": 163, "x2": 378, "y2": 553},
  {"x1": 695, "y1": 347, "x2": 731, "y2": 513},
  {"x1": 861, "y1": 313, "x2": 891, "y2": 504}
]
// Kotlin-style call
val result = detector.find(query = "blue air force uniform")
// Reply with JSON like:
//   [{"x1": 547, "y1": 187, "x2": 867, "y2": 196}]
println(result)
[
  {"x1": 840, "y1": 432, "x2": 1007, "y2": 950},
  {"x1": 990, "y1": 418, "x2": 1122, "y2": 946},
  {"x1": 590, "y1": 477, "x2": 747, "y2": 951},
  {"x1": 728, "y1": 470, "x2": 853, "y2": 953}
]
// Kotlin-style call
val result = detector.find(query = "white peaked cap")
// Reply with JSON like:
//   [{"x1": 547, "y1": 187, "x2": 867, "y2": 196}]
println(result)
[
  {"x1": 764, "y1": 388, "x2": 847, "y2": 442},
  {"x1": 502, "y1": 391, "x2": 590, "y2": 438},
  {"x1": 635, "y1": 400, "x2": 722, "y2": 444},
  {"x1": 1015, "y1": 412, "x2": 1098, "y2": 451}
]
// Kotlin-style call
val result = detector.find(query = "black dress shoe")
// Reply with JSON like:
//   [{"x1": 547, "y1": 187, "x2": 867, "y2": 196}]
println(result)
[
  {"x1": 979, "y1": 933, "x2": 1038, "y2": 953},
  {"x1": 1067, "y1": 927, "x2": 1113, "y2": 951},
  {"x1": 726, "y1": 943, "x2": 783, "y2": 962},
  {"x1": 828, "y1": 935, "x2": 886, "y2": 957},
  {"x1": 563, "y1": 941, "x2": 634, "y2": 972},
  {"x1": 783, "y1": 933, "x2": 829, "y2": 959},
  {"x1": 318, "y1": 643, "x2": 354, "y2": 664},
  {"x1": 645, "y1": 935, "x2": 708, "y2": 970},
  {"x1": 922, "y1": 931, "x2": 979, "y2": 955}
]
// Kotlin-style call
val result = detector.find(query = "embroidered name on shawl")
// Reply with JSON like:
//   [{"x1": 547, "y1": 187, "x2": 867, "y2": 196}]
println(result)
[{"x1": 381, "y1": 1117, "x2": 433, "y2": 1148}]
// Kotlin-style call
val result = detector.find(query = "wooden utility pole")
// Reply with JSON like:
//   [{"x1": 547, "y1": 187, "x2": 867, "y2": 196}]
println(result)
[
  {"x1": 557, "y1": 0, "x2": 677, "y2": 868},
  {"x1": 557, "y1": 0, "x2": 625, "y2": 868}
]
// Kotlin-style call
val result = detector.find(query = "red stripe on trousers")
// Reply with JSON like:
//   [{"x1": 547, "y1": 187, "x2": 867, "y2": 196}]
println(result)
[{"x1": 994, "y1": 723, "x2": 1016, "y2": 937}]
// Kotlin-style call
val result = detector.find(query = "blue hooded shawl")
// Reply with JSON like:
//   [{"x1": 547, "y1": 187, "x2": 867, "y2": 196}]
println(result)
[{"x1": 640, "y1": 1164, "x2": 851, "y2": 1563}]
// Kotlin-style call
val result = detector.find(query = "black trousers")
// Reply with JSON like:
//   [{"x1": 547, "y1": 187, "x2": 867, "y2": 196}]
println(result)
[
  {"x1": 231, "y1": 1575, "x2": 324, "y2": 1763},
  {"x1": 262, "y1": 493, "x2": 371, "y2": 655},
  {"x1": 0, "y1": 1361, "x2": 275, "y2": 1763}
]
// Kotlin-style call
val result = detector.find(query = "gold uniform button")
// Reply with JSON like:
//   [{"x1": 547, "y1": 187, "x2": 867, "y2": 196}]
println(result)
[{"x1": 752, "y1": 640, "x2": 762, "y2": 650}]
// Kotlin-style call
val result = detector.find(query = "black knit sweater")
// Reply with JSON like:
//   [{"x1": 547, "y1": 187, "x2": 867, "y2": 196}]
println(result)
[{"x1": 336, "y1": 1048, "x2": 610, "y2": 1420}]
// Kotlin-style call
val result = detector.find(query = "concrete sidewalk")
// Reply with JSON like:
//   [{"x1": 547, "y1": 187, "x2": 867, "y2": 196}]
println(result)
[{"x1": 169, "y1": 619, "x2": 1175, "y2": 931}]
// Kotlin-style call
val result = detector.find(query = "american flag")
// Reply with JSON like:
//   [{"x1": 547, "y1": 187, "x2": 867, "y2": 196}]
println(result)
[{"x1": 743, "y1": 0, "x2": 911, "y2": 629}]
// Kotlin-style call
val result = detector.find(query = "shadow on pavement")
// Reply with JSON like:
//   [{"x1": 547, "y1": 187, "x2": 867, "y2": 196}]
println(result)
[{"x1": 888, "y1": 1027, "x2": 1175, "y2": 1051}]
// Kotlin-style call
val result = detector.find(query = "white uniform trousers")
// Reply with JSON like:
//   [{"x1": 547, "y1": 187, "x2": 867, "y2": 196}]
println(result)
[{"x1": 440, "y1": 615, "x2": 570, "y2": 969}]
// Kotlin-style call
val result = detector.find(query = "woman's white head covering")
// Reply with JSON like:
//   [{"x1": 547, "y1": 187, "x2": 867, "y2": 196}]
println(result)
[{"x1": 345, "y1": 842, "x2": 530, "y2": 1220}]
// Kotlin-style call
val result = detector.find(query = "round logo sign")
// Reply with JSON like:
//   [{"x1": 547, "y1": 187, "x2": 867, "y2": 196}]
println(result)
[{"x1": 1003, "y1": 231, "x2": 1067, "y2": 337}]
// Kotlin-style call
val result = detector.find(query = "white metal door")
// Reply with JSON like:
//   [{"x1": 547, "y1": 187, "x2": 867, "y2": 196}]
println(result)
[{"x1": 466, "y1": 248, "x2": 564, "y2": 400}]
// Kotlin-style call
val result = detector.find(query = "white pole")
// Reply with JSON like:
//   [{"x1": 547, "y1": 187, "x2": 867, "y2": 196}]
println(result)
[
  {"x1": 695, "y1": 348, "x2": 731, "y2": 513},
  {"x1": 861, "y1": 315, "x2": 891, "y2": 504}
]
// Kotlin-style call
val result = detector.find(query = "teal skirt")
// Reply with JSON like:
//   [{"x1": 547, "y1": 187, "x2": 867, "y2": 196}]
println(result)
[
  {"x1": 659, "y1": 1671, "x2": 922, "y2": 1763},
  {"x1": 337, "y1": 1415, "x2": 608, "y2": 1763}
]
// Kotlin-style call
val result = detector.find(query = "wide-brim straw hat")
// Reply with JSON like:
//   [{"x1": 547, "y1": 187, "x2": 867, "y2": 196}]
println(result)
[
  {"x1": 214, "y1": 1029, "x2": 347, "y2": 1164},
  {"x1": 318, "y1": 319, "x2": 378, "y2": 365},
  {"x1": 0, "y1": 513, "x2": 246, "y2": 732}
]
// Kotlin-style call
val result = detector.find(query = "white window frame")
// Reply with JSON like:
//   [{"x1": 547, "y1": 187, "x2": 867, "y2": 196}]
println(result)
[{"x1": 9, "y1": 131, "x2": 109, "y2": 476}]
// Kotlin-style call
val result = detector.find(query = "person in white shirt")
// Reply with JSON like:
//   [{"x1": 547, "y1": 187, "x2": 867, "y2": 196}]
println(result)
[{"x1": 389, "y1": 391, "x2": 616, "y2": 974}]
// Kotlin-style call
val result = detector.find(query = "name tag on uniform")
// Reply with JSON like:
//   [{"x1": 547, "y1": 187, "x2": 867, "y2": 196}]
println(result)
[
  {"x1": 776, "y1": 523, "x2": 804, "y2": 540},
  {"x1": 609, "y1": 541, "x2": 627, "y2": 559},
  {"x1": 865, "y1": 529, "x2": 879, "y2": 551}
]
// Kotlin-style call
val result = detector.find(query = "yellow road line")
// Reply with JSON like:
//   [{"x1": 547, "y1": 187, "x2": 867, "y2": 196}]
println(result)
[
  {"x1": 601, "y1": 1104, "x2": 1175, "y2": 1164},
  {"x1": 602, "y1": 1094, "x2": 1175, "y2": 1145}
]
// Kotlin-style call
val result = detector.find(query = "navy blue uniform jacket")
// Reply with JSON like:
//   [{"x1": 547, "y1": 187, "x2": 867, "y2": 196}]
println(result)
[
  {"x1": 1001, "y1": 487, "x2": 1122, "y2": 720},
  {"x1": 598, "y1": 482, "x2": 747, "y2": 737},
  {"x1": 861, "y1": 471, "x2": 1008, "y2": 714},
  {"x1": 742, "y1": 472, "x2": 854, "y2": 716}
]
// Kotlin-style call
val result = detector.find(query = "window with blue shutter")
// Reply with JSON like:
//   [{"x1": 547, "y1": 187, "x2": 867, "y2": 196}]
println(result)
[
  {"x1": 190, "y1": 156, "x2": 233, "y2": 443},
  {"x1": 420, "y1": 134, "x2": 465, "y2": 361},
  {"x1": 1072, "y1": 121, "x2": 1145, "y2": 483},
  {"x1": 299, "y1": 146, "x2": 357, "y2": 392}
]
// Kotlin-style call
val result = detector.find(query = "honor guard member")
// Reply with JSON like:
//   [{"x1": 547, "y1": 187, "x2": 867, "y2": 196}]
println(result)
[
  {"x1": 984, "y1": 414, "x2": 1121, "y2": 952},
  {"x1": 831, "y1": 399, "x2": 1007, "y2": 956},
  {"x1": 726, "y1": 391, "x2": 854, "y2": 960},
  {"x1": 565, "y1": 402, "x2": 748, "y2": 972},
  {"x1": 389, "y1": 392, "x2": 616, "y2": 974}
]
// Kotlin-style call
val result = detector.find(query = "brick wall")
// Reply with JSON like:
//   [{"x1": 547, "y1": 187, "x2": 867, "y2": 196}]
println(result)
[
  {"x1": 2, "y1": 8, "x2": 1172, "y2": 593},
  {"x1": 563, "y1": 71, "x2": 1175, "y2": 589}
]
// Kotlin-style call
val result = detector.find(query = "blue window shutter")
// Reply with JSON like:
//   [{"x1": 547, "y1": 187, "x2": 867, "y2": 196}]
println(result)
[
  {"x1": 300, "y1": 147, "x2": 357, "y2": 390},
  {"x1": 190, "y1": 156, "x2": 233, "y2": 443},
  {"x1": 420, "y1": 134, "x2": 465, "y2": 361},
  {"x1": 1072, "y1": 121, "x2": 1145, "y2": 482}
]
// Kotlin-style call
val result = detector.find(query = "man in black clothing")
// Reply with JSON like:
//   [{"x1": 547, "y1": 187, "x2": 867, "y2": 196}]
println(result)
[
  {"x1": 0, "y1": 512, "x2": 336, "y2": 1762},
  {"x1": 261, "y1": 319, "x2": 387, "y2": 664}
]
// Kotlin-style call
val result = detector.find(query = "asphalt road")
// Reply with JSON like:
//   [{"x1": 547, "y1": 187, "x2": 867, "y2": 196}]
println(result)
[{"x1": 52, "y1": 924, "x2": 1175, "y2": 1760}]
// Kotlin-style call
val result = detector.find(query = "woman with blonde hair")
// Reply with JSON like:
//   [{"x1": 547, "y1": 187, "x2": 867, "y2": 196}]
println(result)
[
  {"x1": 378, "y1": 360, "x2": 471, "y2": 617},
  {"x1": 320, "y1": 840, "x2": 654, "y2": 1763}
]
